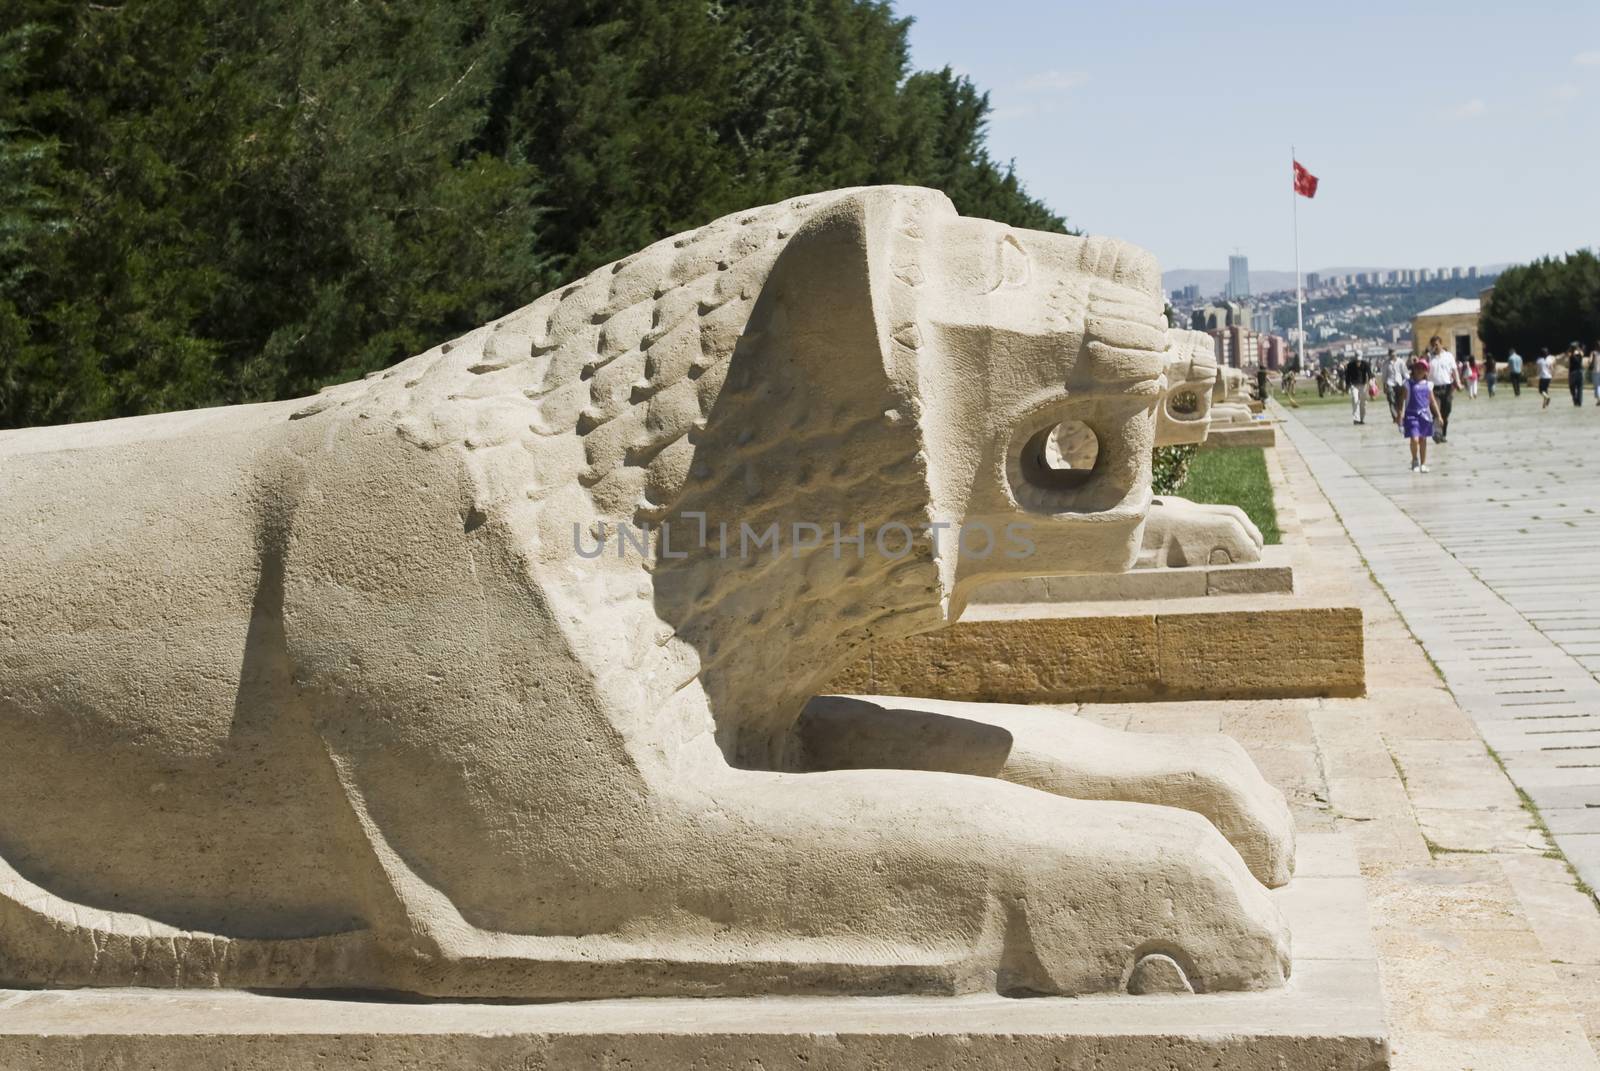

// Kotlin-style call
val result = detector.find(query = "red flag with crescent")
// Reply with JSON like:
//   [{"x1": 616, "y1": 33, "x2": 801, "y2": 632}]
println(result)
[{"x1": 1293, "y1": 160, "x2": 1319, "y2": 198}]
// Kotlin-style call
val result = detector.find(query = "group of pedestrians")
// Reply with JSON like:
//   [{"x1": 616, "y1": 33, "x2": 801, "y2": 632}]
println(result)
[
  {"x1": 1378, "y1": 336, "x2": 1600, "y2": 474},
  {"x1": 1498, "y1": 342, "x2": 1599, "y2": 409}
]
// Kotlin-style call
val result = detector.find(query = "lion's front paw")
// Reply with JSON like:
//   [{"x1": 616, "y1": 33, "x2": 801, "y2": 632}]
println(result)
[
  {"x1": 1146, "y1": 496, "x2": 1264, "y2": 567},
  {"x1": 1164, "y1": 733, "x2": 1297, "y2": 888},
  {"x1": 1015, "y1": 802, "x2": 1292, "y2": 996}
]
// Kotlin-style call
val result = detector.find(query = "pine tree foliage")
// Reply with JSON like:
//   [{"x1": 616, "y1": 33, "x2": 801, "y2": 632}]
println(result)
[
  {"x1": 1, "y1": 0, "x2": 1067, "y2": 429},
  {"x1": 1479, "y1": 250, "x2": 1600, "y2": 360}
]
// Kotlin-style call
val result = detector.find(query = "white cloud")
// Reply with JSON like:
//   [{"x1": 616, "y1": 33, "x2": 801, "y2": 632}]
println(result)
[
  {"x1": 1017, "y1": 70, "x2": 1089, "y2": 93},
  {"x1": 1448, "y1": 98, "x2": 1487, "y2": 120},
  {"x1": 1552, "y1": 84, "x2": 1581, "y2": 101},
  {"x1": 1575, "y1": 49, "x2": 1600, "y2": 66}
]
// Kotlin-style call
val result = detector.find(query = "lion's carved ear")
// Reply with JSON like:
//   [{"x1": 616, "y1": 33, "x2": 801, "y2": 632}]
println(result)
[{"x1": 751, "y1": 191, "x2": 894, "y2": 396}]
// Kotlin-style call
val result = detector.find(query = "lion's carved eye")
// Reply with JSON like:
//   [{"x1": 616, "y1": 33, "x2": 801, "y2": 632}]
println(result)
[{"x1": 1169, "y1": 391, "x2": 1201, "y2": 416}]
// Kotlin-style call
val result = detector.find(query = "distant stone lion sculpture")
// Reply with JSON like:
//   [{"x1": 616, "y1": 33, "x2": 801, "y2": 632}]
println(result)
[
  {"x1": 1154, "y1": 329, "x2": 1217, "y2": 446},
  {"x1": 1211, "y1": 365, "x2": 1258, "y2": 424},
  {"x1": 0, "y1": 187, "x2": 1291, "y2": 999},
  {"x1": 1138, "y1": 331, "x2": 1267, "y2": 568}
]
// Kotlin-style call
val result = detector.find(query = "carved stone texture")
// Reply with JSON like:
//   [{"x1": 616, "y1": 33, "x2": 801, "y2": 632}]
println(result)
[
  {"x1": 1211, "y1": 366, "x2": 1257, "y2": 425},
  {"x1": 1154, "y1": 330, "x2": 1218, "y2": 448},
  {"x1": 0, "y1": 187, "x2": 1290, "y2": 1000},
  {"x1": 1141, "y1": 496, "x2": 1267, "y2": 568}
]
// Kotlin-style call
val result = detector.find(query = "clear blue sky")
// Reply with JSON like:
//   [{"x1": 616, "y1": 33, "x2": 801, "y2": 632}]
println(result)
[{"x1": 900, "y1": 0, "x2": 1599, "y2": 273}]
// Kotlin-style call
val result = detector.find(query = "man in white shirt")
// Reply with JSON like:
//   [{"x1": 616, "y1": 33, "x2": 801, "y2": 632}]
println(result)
[
  {"x1": 1384, "y1": 348, "x2": 1409, "y2": 421},
  {"x1": 1426, "y1": 336, "x2": 1462, "y2": 442}
]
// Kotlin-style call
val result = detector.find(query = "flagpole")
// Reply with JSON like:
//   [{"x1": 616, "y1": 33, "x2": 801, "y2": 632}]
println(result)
[{"x1": 1293, "y1": 146, "x2": 1305, "y2": 376}]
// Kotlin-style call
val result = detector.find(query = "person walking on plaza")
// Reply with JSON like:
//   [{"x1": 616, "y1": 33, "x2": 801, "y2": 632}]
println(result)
[
  {"x1": 1345, "y1": 353, "x2": 1372, "y2": 423},
  {"x1": 1483, "y1": 352, "x2": 1497, "y2": 397},
  {"x1": 1256, "y1": 363, "x2": 1269, "y2": 403},
  {"x1": 1507, "y1": 347, "x2": 1524, "y2": 397},
  {"x1": 1466, "y1": 358, "x2": 1479, "y2": 399},
  {"x1": 1537, "y1": 348, "x2": 1554, "y2": 408},
  {"x1": 1591, "y1": 342, "x2": 1600, "y2": 404},
  {"x1": 1384, "y1": 348, "x2": 1409, "y2": 420},
  {"x1": 1398, "y1": 358, "x2": 1443, "y2": 473},
  {"x1": 1567, "y1": 342, "x2": 1585, "y2": 407},
  {"x1": 1426, "y1": 336, "x2": 1462, "y2": 442}
]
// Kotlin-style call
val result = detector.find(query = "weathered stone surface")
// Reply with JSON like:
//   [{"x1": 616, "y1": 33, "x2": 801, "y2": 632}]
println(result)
[
  {"x1": 1203, "y1": 423, "x2": 1278, "y2": 448},
  {"x1": 0, "y1": 186, "x2": 1294, "y2": 1001},
  {"x1": 1153, "y1": 330, "x2": 1219, "y2": 446},
  {"x1": 971, "y1": 545, "x2": 1293, "y2": 603},
  {"x1": 1141, "y1": 495, "x2": 1265, "y2": 568},
  {"x1": 831, "y1": 598, "x2": 1364, "y2": 702},
  {"x1": 0, "y1": 836, "x2": 1388, "y2": 1071}
]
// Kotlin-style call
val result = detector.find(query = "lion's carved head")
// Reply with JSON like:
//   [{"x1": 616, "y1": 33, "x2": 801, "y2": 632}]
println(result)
[
  {"x1": 1155, "y1": 330, "x2": 1220, "y2": 446},
  {"x1": 369, "y1": 188, "x2": 1173, "y2": 761}
]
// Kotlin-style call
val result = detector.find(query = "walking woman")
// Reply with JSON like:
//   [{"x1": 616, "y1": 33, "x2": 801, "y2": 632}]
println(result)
[{"x1": 1398, "y1": 358, "x2": 1444, "y2": 473}]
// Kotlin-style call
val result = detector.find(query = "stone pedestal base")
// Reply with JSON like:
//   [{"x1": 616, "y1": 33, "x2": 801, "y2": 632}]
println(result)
[
  {"x1": 1203, "y1": 422, "x2": 1277, "y2": 448},
  {"x1": 0, "y1": 835, "x2": 1386, "y2": 1070},
  {"x1": 828, "y1": 594, "x2": 1364, "y2": 703},
  {"x1": 974, "y1": 544, "x2": 1295, "y2": 603}
]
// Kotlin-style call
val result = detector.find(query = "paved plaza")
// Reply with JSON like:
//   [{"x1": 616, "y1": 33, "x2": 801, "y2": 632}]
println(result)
[
  {"x1": 1281, "y1": 390, "x2": 1600, "y2": 894},
  {"x1": 1090, "y1": 429, "x2": 1600, "y2": 1067}
]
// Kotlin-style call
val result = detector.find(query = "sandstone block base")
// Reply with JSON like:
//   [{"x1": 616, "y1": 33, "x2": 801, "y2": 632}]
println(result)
[
  {"x1": 1202, "y1": 423, "x2": 1277, "y2": 448},
  {"x1": 829, "y1": 594, "x2": 1363, "y2": 703},
  {"x1": 974, "y1": 545, "x2": 1294, "y2": 603},
  {"x1": 0, "y1": 835, "x2": 1386, "y2": 1071}
]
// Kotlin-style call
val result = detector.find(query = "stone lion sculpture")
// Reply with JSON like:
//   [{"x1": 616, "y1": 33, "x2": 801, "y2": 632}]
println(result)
[
  {"x1": 1211, "y1": 365, "x2": 1258, "y2": 425},
  {"x1": 1137, "y1": 331, "x2": 1267, "y2": 568},
  {"x1": 1154, "y1": 329, "x2": 1217, "y2": 446},
  {"x1": 0, "y1": 186, "x2": 1292, "y2": 1000}
]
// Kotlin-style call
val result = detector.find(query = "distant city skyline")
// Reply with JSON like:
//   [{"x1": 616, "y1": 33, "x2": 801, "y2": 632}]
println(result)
[{"x1": 900, "y1": 0, "x2": 1599, "y2": 272}]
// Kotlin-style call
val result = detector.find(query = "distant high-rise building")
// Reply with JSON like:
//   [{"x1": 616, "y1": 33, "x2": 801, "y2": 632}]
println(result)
[
  {"x1": 1418, "y1": 268, "x2": 1431, "y2": 282},
  {"x1": 1183, "y1": 284, "x2": 1200, "y2": 302},
  {"x1": 1386, "y1": 271, "x2": 1400, "y2": 285},
  {"x1": 1226, "y1": 254, "x2": 1250, "y2": 299},
  {"x1": 1467, "y1": 266, "x2": 1477, "y2": 279},
  {"x1": 1304, "y1": 272, "x2": 1320, "y2": 291},
  {"x1": 1451, "y1": 267, "x2": 1463, "y2": 280}
]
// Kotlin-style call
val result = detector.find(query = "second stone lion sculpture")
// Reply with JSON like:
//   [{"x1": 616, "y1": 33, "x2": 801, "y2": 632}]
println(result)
[{"x1": 0, "y1": 186, "x2": 1293, "y2": 999}]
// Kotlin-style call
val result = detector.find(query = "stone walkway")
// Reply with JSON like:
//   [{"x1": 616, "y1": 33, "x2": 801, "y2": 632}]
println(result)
[
  {"x1": 1088, "y1": 418, "x2": 1600, "y2": 1068},
  {"x1": 1279, "y1": 393, "x2": 1600, "y2": 895}
]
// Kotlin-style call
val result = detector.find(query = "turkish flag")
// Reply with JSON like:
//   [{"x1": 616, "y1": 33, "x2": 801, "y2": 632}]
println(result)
[{"x1": 1293, "y1": 160, "x2": 1319, "y2": 198}]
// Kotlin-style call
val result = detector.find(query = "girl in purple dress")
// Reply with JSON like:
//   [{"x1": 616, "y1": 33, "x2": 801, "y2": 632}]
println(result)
[{"x1": 1397, "y1": 359, "x2": 1444, "y2": 472}]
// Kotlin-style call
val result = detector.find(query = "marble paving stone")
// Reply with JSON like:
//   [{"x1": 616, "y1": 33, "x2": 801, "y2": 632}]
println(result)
[{"x1": 1280, "y1": 400, "x2": 1600, "y2": 895}]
